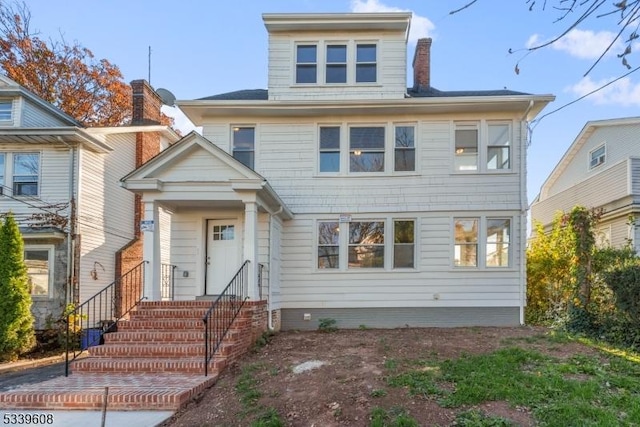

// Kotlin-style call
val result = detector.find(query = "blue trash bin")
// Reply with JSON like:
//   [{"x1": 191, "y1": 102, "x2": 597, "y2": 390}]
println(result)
[{"x1": 80, "y1": 328, "x2": 102, "y2": 350}]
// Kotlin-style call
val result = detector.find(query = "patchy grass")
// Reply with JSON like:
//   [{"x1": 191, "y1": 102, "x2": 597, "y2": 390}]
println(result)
[
  {"x1": 235, "y1": 363, "x2": 285, "y2": 426},
  {"x1": 388, "y1": 346, "x2": 640, "y2": 426},
  {"x1": 370, "y1": 406, "x2": 419, "y2": 427}
]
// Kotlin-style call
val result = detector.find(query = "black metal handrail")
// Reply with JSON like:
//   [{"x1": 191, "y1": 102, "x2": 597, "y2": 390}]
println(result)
[
  {"x1": 161, "y1": 264, "x2": 176, "y2": 300},
  {"x1": 202, "y1": 260, "x2": 250, "y2": 376},
  {"x1": 65, "y1": 261, "x2": 147, "y2": 376},
  {"x1": 258, "y1": 263, "x2": 265, "y2": 300}
]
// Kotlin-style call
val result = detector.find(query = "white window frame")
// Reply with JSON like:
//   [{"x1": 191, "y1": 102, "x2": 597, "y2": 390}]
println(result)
[
  {"x1": 589, "y1": 144, "x2": 606, "y2": 170},
  {"x1": 0, "y1": 151, "x2": 41, "y2": 196},
  {"x1": 231, "y1": 126, "x2": 255, "y2": 170},
  {"x1": 317, "y1": 122, "x2": 418, "y2": 175},
  {"x1": 293, "y1": 40, "x2": 379, "y2": 86},
  {"x1": 452, "y1": 216, "x2": 513, "y2": 269},
  {"x1": 24, "y1": 244, "x2": 54, "y2": 298},
  {"x1": 295, "y1": 43, "x2": 318, "y2": 84},
  {"x1": 316, "y1": 217, "x2": 417, "y2": 271},
  {"x1": 394, "y1": 124, "x2": 416, "y2": 172},
  {"x1": 0, "y1": 99, "x2": 12, "y2": 121},
  {"x1": 325, "y1": 44, "x2": 348, "y2": 84},
  {"x1": 453, "y1": 121, "x2": 514, "y2": 174}
]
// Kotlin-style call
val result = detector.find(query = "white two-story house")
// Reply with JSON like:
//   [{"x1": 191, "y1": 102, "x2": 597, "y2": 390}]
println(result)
[
  {"x1": 122, "y1": 13, "x2": 554, "y2": 329},
  {"x1": 0, "y1": 76, "x2": 178, "y2": 328},
  {"x1": 531, "y1": 116, "x2": 640, "y2": 251}
]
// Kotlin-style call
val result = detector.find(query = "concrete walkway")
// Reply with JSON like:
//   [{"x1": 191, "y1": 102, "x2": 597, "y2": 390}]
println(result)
[{"x1": 0, "y1": 410, "x2": 174, "y2": 427}]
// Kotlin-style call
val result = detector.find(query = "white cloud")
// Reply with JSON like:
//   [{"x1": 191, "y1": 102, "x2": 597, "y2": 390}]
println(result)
[
  {"x1": 350, "y1": 0, "x2": 434, "y2": 43},
  {"x1": 566, "y1": 76, "x2": 640, "y2": 106},
  {"x1": 527, "y1": 29, "x2": 622, "y2": 59}
]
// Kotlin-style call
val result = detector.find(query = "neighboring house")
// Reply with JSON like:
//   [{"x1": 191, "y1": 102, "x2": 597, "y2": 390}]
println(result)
[
  {"x1": 122, "y1": 13, "x2": 554, "y2": 329},
  {"x1": 531, "y1": 116, "x2": 640, "y2": 251},
  {"x1": 0, "y1": 76, "x2": 178, "y2": 329}
]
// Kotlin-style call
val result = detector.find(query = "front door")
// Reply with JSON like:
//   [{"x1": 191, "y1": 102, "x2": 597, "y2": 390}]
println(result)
[{"x1": 206, "y1": 220, "x2": 240, "y2": 295}]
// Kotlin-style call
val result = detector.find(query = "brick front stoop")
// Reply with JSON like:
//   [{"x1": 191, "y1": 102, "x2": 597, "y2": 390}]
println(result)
[{"x1": 0, "y1": 300, "x2": 268, "y2": 411}]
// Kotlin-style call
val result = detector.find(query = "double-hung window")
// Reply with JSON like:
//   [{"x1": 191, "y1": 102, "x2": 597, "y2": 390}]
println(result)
[
  {"x1": 486, "y1": 219, "x2": 510, "y2": 267},
  {"x1": 349, "y1": 127, "x2": 384, "y2": 172},
  {"x1": 455, "y1": 122, "x2": 513, "y2": 172},
  {"x1": 326, "y1": 45, "x2": 347, "y2": 83},
  {"x1": 356, "y1": 44, "x2": 377, "y2": 83},
  {"x1": 487, "y1": 124, "x2": 510, "y2": 170},
  {"x1": 393, "y1": 220, "x2": 415, "y2": 268},
  {"x1": 348, "y1": 221, "x2": 384, "y2": 268},
  {"x1": 454, "y1": 125, "x2": 478, "y2": 171},
  {"x1": 232, "y1": 127, "x2": 255, "y2": 169},
  {"x1": 319, "y1": 127, "x2": 340, "y2": 172},
  {"x1": 13, "y1": 153, "x2": 39, "y2": 196},
  {"x1": 589, "y1": 144, "x2": 605, "y2": 169},
  {"x1": 0, "y1": 100, "x2": 12, "y2": 121},
  {"x1": 454, "y1": 217, "x2": 511, "y2": 268},
  {"x1": 296, "y1": 45, "x2": 317, "y2": 84},
  {"x1": 318, "y1": 221, "x2": 340, "y2": 269},
  {"x1": 317, "y1": 219, "x2": 415, "y2": 270},
  {"x1": 394, "y1": 125, "x2": 415, "y2": 172},
  {"x1": 25, "y1": 246, "x2": 53, "y2": 297}
]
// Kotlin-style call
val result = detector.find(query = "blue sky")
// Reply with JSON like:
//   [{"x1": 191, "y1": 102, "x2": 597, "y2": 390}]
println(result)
[{"x1": 25, "y1": 0, "x2": 640, "y2": 203}]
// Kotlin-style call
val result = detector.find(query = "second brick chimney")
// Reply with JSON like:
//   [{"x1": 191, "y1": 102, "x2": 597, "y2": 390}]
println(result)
[{"x1": 412, "y1": 38, "x2": 432, "y2": 92}]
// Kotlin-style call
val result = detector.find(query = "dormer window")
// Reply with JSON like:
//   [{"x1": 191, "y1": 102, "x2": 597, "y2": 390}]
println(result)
[
  {"x1": 0, "y1": 100, "x2": 12, "y2": 121},
  {"x1": 296, "y1": 45, "x2": 317, "y2": 84},
  {"x1": 356, "y1": 44, "x2": 377, "y2": 83},
  {"x1": 326, "y1": 45, "x2": 347, "y2": 83},
  {"x1": 589, "y1": 144, "x2": 605, "y2": 169}
]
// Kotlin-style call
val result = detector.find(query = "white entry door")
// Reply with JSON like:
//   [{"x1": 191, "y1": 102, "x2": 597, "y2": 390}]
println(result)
[{"x1": 206, "y1": 220, "x2": 240, "y2": 295}]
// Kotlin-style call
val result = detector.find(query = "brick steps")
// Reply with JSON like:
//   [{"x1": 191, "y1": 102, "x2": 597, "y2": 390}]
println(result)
[
  {"x1": 0, "y1": 300, "x2": 267, "y2": 411},
  {"x1": 0, "y1": 373, "x2": 219, "y2": 410},
  {"x1": 71, "y1": 356, "x2": 227, "y2": 374}
]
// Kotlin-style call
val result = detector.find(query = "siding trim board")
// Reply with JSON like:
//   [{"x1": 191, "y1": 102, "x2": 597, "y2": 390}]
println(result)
[{"x1": 281, "y1": 307, "x2": 520, "y2": 330}]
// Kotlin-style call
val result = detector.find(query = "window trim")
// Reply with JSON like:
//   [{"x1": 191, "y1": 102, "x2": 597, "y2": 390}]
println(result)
[
  {"x1": 452, "y1": 121, "x2": 514, "y2": 174},
  {"x1": 317, "y1": 122, "x2": 418, "y2": 176},
  {"x1": 0, "y1": 99, "x2": 12, "y2": 121},
  {"x1": 292, "y1": 40, "x2": 380, "y2": 87},
  {"x1": 316, "y1": 217, "x2": 417, "y2": 272},
  {"x1": 318, "y1": 125, "x2": 342, "y2": 174},
  {"x1": 24, "y1": 244, "x2": 54, "y2": 298},
  {"x1": 452, "y1": 216, "x2": 513, "y2": 269},
  {"x1": 231, "y1": 126, "x2": 256, "y2": 170},
  {"x1": 589, "y1": 144, "x2": 606, "y2": 170}
]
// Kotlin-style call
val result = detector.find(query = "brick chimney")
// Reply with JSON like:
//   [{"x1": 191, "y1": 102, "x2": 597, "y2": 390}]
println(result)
[
  {"x1": 130, "y1": 80, "x2": 162, "y2": 237},
  {"x1": 412, "y1": 38, "x2": 432, "y2": 91}
]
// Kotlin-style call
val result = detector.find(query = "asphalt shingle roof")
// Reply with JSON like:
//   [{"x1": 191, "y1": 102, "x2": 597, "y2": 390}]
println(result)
[{"x1": 198, "y1": 86, "x2": 530, "y2": 101}]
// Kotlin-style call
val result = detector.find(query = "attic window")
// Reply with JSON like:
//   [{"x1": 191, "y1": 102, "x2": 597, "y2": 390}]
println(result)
[
  {"x1": 589, "y1": 144, "x2": 605, "y2": 169},
  {"x1": 296, "y1": 45, "x2": 317, "y2": 84},
  {"x1": 0, "y1": 100, "x2": 12, "y2": 121}
]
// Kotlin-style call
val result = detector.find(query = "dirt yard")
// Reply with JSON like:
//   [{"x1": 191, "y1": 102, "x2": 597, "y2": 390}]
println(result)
[{"x1": 162, "y1": 326, "x2": 598, "y2": 426}]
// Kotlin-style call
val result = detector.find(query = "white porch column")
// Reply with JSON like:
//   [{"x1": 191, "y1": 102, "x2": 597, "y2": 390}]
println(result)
[
  {"x1": 142, "y1": 201, "x2": 161, "y2": 300},
  {"x1": 243, "y1": 201, "x2": 259, "y2": 300}
]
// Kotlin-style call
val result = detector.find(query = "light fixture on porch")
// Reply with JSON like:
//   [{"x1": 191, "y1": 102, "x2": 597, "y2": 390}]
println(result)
[{"x1": 90, "y1": 261, "x2": 105, "y2": 280}]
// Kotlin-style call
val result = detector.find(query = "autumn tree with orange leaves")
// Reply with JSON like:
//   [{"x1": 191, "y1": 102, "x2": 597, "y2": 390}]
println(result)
[{"x1": 0, "y1": 1, "x2": 131, "y2": 126}]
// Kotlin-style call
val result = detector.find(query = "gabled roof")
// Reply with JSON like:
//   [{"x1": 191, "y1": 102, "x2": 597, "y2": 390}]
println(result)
[
  {"x1": 537, "y1": 116, "x2": 640, "y2": 201},
  {"x1": 0, "y1": 74, "x2": 81, "y2": 126},
  {"x1": 120, "y1": 131, "x2": 293, "y2": 219}
]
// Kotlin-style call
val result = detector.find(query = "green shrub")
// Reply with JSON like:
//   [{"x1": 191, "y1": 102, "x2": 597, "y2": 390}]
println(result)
[
  {"x1": 317, "y1": 317, "x2": 337, "y2": 332},
  {"x1": 0, "y1": 213, "x2": 35, "y2": 361}
]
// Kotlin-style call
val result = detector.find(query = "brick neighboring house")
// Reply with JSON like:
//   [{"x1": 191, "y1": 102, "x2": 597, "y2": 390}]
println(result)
[{"x1": 0, "y1": 76, "x2": 178, "y2": 328}]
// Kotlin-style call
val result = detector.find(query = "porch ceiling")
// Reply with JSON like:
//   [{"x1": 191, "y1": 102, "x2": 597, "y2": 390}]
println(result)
[{"x1": 157, "y1": 199, "x2": 245, "y2": 212}]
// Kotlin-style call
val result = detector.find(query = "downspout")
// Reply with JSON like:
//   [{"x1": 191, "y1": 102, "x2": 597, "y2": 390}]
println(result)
[
  {"x1": 58, "y1": 137, "x2": 76, "y2": 306},
  {"x1": 519, "y1": 100, "x2": 534, "y2": 325},
  {"x1": 268, "y1": 205, "x2": 283, "y2": 331}
]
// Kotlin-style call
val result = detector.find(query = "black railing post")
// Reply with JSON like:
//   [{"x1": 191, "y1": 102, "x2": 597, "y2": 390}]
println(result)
[
  {"x1": 64, "y1": 261, "x2": 148, "y2": 377},
  {"x1": 202, "y1": 260, "x2": 250, "y2": 376}
]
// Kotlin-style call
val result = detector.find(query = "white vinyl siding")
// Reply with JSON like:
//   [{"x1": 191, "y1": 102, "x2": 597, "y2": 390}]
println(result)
[
  {"x1": 21, "y1": 98, "x2": 70, "y2": 127},
  {"x1": 77, "y1": 136, "x2": 136, "y2": 303},
  {"x1": 253, "y1": 119, "x2": 523, "y2": 214},
  {"x1": 268, "y1": 34, "x2": 407, "y2": 101},
  {"x1": 280, "y1": 212, "x2": 524, "y2": 309}
]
